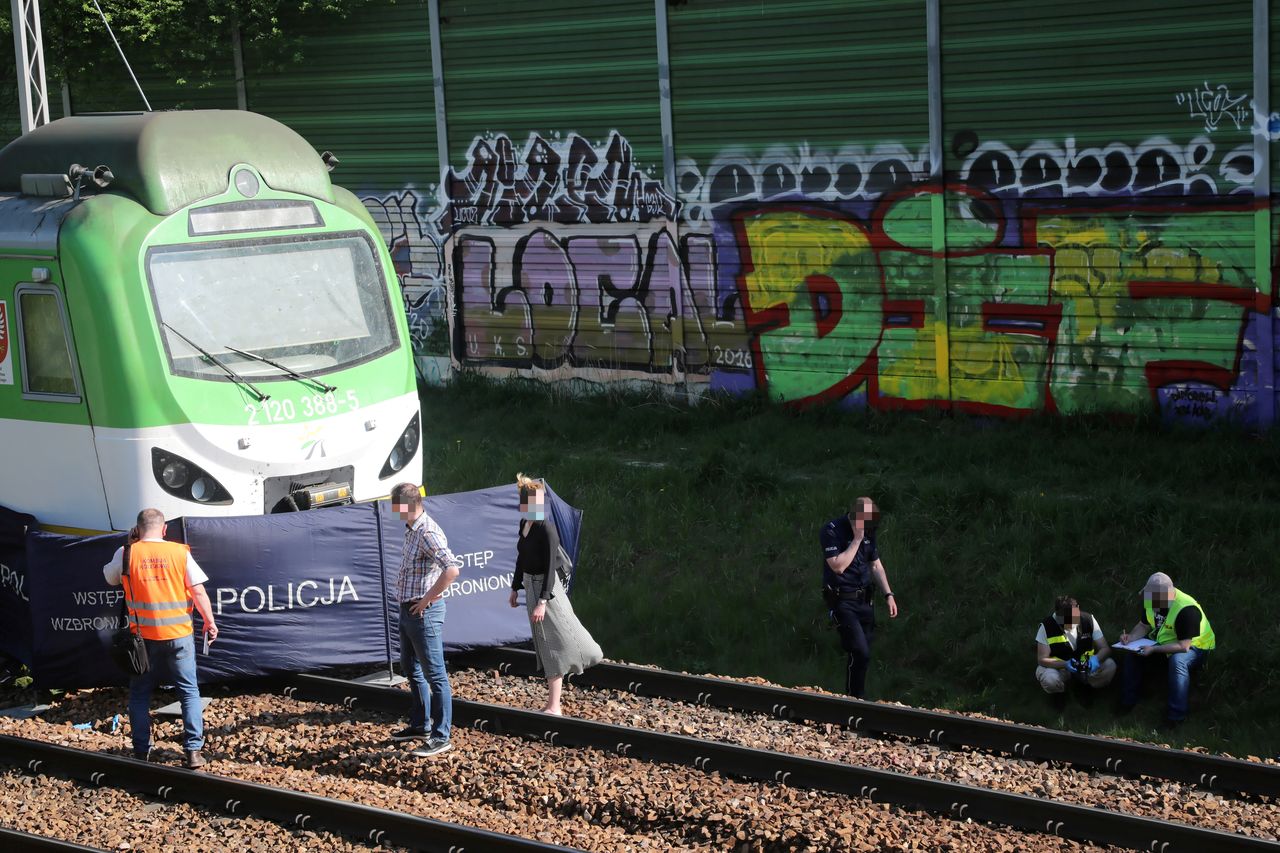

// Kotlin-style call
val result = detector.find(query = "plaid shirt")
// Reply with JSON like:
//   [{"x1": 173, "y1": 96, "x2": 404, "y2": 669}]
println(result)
[{"x1": 395, "y1": 511, "x2": 461, "y2": 603}]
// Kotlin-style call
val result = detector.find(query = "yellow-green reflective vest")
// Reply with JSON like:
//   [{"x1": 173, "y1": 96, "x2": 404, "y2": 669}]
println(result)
[{"x1": 1144, "y1": 589, "x2": 1215, "y2": 651}]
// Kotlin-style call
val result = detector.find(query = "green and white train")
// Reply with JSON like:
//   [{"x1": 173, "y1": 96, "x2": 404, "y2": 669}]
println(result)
[{"x1": 0, "y1": 111, "x2": 421, "y2": 533}]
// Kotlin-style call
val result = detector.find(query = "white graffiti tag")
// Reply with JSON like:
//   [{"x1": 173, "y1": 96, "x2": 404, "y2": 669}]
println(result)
[
  {"x1": 432, "y1": 131, "x2": 676, "y2": 230},
  {"x1": 673, "y1": 133, "x2": 1256, "y2": 224},
  {"x1": 1176, "y1": 82, "x2": 1250, "y2": 133}
]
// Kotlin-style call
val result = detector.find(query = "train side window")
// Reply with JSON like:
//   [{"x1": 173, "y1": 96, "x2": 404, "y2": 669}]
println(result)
[{"x1": 15, "y1": 284, "x2": 81, "y2": 401}]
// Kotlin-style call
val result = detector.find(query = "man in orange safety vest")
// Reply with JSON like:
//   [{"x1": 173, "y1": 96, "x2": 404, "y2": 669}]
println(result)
[{"x1": 104, "y1": 508, "x2": 218, "y2": 768}]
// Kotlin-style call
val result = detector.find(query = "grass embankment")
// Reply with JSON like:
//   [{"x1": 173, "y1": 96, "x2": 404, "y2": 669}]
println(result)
[{"x1": 420, "y1": 376, "x2": 1280, "y2": 758}]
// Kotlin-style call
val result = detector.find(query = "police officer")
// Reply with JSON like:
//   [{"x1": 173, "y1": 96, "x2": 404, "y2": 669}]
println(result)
[
  {"x1": 1035, "y1": 594, "x2": 1116, "y2": 708},
  {"x1": 821, "y1": 496, "x2": 898, "y2": 698}
]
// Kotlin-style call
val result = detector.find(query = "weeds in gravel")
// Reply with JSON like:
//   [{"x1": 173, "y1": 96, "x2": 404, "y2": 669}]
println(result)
[{"x1": 419, "y1": 374, "x2": 1280, "y2": 759}]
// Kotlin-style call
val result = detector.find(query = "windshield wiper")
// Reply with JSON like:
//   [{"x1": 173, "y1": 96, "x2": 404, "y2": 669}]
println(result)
[
  {"x1": 225, "y1": 345, "x2": 336, "y2": 394},
  {"x1": 162, "y1": 322, "x2": 270, "y2": 402}
]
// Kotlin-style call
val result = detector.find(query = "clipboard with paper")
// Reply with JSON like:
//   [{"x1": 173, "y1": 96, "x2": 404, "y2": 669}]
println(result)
[{"x1": 1112, "y1": 637, "x2": 1157, "y2": 652}]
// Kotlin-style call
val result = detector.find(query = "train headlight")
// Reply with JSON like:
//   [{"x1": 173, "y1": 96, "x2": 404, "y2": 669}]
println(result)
[
  {"x1": 379, "y1": 412, "x2": 421, "y2": 479},
  {"x1": 234, "y1": 168, "x2": 260, "y2": 198},
  {"x1": 401, "y1": 421, "x2": 419, "y2": 454},
  {"x1": 161, "y1": 461, "x2": 189, "y2": 489},
  {"x1": 191, "y1": 477, "x2": 215, "y2": 503},
  {"x1": 151, "y1": 448, "x2": 233, "y2": 506}
]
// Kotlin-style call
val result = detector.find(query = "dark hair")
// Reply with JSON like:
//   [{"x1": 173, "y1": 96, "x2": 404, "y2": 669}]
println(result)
[
  {"x1": 1053, "y1": 595, "x2": 1079, "y2": 624},
  {"x1": 390, "y1": 482, "x2": 422, "y2": 508}
]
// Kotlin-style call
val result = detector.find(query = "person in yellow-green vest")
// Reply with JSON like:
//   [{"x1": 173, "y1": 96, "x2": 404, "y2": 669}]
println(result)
[{"x1": 1118, "y1": 572, "x2": 1215, "y2": 729}]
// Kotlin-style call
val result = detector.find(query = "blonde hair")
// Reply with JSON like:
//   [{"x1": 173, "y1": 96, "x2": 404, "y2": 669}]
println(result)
[{"x1": 516, "y1": 472, "x2": 544, "y2": 501}]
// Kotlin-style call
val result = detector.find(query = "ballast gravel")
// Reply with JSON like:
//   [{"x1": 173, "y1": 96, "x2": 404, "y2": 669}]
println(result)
[
  {"x1": 0, "y1": 682, "x2": 1127, "y2": 852},
  {"x1": 0, "y1": 764, "x2": 404, "y2": 852},
  {"x1": 446, "y1": 666, "x2": 1280, "y2": 841}
]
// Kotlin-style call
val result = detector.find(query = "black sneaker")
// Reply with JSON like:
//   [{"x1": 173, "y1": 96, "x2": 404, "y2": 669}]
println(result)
[
  {"x1": 390, "y1": 726, "x2": 428, "y2": 742},
  {"x1": 132, "y1": 747, "x2": 152, "y2": 762},
  {"x1": 410, "y1": 738, "x2": 453, "y2": 757}
]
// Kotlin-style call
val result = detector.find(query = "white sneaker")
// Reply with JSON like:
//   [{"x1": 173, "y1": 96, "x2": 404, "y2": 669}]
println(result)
[{"x1": 410, "y1": 738, "x2": 452, "y2": 757}]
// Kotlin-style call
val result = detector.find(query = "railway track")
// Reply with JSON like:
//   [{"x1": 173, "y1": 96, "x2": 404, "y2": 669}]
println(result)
[
  {"x1": 286, "y1": 672, "x2": 1280, "y2": 853},
  {"x1": 454, "y1": 645, "x2": 1278, "y2": 798},
  {"x1": 0, "y1": 826, "x2": 103, "y2": 852},
  {"x1": 0, "y1": 733, "x2": 577, "y2": 853}
]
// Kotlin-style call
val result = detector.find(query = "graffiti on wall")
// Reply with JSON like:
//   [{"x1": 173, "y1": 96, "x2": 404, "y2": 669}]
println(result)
[
  {"x1": 356, "y1": 132, "x2": 681, "y2": 365},
  {"x1": 1174, "y1": 82, "x2": 1251, "y2": 133},
  {"x1": 675, "y1": 133, "x2": 1257, "y2": 228},
  {"x1": 732, "y1": 189, "x2": 1261, "y2": 421},
  {"x1": 442, "y1": 131, "x2": 727, "y2": 380},
  {"x1": 956, "y1": 134, "x2": 1255, "y2": 198},
  {"x1": 341, "y1": 126, "x2": 1269, "y2": 425},
  {"x1": 361, "y1": 189, "x2": 449, "y2": 357},
  {"x1": 450, "y1": 222, "x2": 746, "y2": 379},
  {"x1": 439, "y1": 131, "x2": 677, "y2": 230}
]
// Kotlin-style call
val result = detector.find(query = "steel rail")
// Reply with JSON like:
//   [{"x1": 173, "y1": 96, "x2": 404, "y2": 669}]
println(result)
[
  {"x1": 452, "y1": 646, "x2": 1280, "y2": 798},
  {"x1": 286, "y1": 673, "x2": 1280, "y2": 853},
  {"x1": 0, "y1": 733, "x2": 577, "y2": 853},
  {"x1": 0, "y1": 827, "x2": 104, "y2": 852}
]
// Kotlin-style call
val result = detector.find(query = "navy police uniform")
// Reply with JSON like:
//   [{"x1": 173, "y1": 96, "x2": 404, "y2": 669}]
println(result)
[{"x1": 821, "y1": 515, "x2": 879, "y2": 698}]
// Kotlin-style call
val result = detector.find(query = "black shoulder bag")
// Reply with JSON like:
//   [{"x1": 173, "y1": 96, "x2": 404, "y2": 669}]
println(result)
[{"x1": 110, "y1": 541, "x2": 150, "y2": 677}]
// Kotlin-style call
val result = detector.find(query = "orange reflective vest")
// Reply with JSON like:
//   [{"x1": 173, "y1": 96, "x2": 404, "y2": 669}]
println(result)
[{"x1": 123, "y1": 541, "x2": 194, "y2": 641}]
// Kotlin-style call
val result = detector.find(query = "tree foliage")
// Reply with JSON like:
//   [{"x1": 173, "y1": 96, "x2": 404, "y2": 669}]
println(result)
[
  {"x1": 1, "y1": 1, "x2": 383, "y2": 140},
  {"x1": 1, "y1": 0, "x2": 373, "y2": 98},
  {"x1": 9, "y1": 1, "x2": 375, "y2": 93}
]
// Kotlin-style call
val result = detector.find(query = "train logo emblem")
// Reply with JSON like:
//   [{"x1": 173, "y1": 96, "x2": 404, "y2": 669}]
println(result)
[{"x1": 0, "y1": 300, "x2": 12, "y2": 385}]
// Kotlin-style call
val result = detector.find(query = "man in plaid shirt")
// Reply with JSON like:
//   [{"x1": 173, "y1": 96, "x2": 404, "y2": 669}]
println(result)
[{"x1": 390, "y1": 482, "x2": 461, "y2": 756}]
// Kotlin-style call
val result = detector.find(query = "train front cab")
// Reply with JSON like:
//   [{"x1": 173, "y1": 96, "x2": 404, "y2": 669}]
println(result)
[
  {"x1": 78, "y1": 167, "x2": 422, "y2": 530},
  {"x1": 0, "y1": 112, "x2": 422, "y2": 532}
]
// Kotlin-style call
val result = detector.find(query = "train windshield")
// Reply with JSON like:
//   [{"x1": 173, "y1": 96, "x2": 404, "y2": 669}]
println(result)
[{"x1": 147, "y1": 233, "x2": 399, "y2": 381}]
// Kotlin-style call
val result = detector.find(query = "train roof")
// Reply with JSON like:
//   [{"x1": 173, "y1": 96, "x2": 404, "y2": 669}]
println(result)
[
  {"x1": 0, "y1": 194, "x2": 76, "y2": 253},
  {"x1": 0, "y1": 111, "x2": 335, "y2": 216}
]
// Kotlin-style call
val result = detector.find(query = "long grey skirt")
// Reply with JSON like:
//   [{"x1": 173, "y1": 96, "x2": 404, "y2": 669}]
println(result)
[{"x1": 525, "y1": 572, "x2": 603, "y2": 679}]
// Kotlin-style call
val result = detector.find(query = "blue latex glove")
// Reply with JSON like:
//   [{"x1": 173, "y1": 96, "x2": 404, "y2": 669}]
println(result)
[
  {"x1": 1087, "y1": 656, "x2": 1100, "y2": 674},
  {"x1": 1065, "y1": 659, "x2": 1080, "y2": 675}
]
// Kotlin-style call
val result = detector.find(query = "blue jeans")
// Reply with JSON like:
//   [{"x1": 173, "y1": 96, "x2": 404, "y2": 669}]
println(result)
[
  {"x1": 399, "y1": 600, "x2": 451, "y2": 741},
  {"x1": 1120, "y1": 647, "x2": 1209, "y2": 721},
  {"x1": 128, "y1": 633, "x2": 203, "y2": 755}
]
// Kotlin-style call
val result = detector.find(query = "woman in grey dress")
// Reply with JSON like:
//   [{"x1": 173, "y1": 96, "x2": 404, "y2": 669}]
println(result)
[{"x1": 507, "y1": 474, "x2": 603, "y2": 715}]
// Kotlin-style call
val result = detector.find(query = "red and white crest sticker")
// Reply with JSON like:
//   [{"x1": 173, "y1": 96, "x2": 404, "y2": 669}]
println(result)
[{"x1": 0, "y1": 300, "x2": 12, "y2": 385}]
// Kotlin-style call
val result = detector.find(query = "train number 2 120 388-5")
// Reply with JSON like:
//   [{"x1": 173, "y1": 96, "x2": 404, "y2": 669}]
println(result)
[{"x1": 245, "y1": 390, "x2": 361, "y2": 425}]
